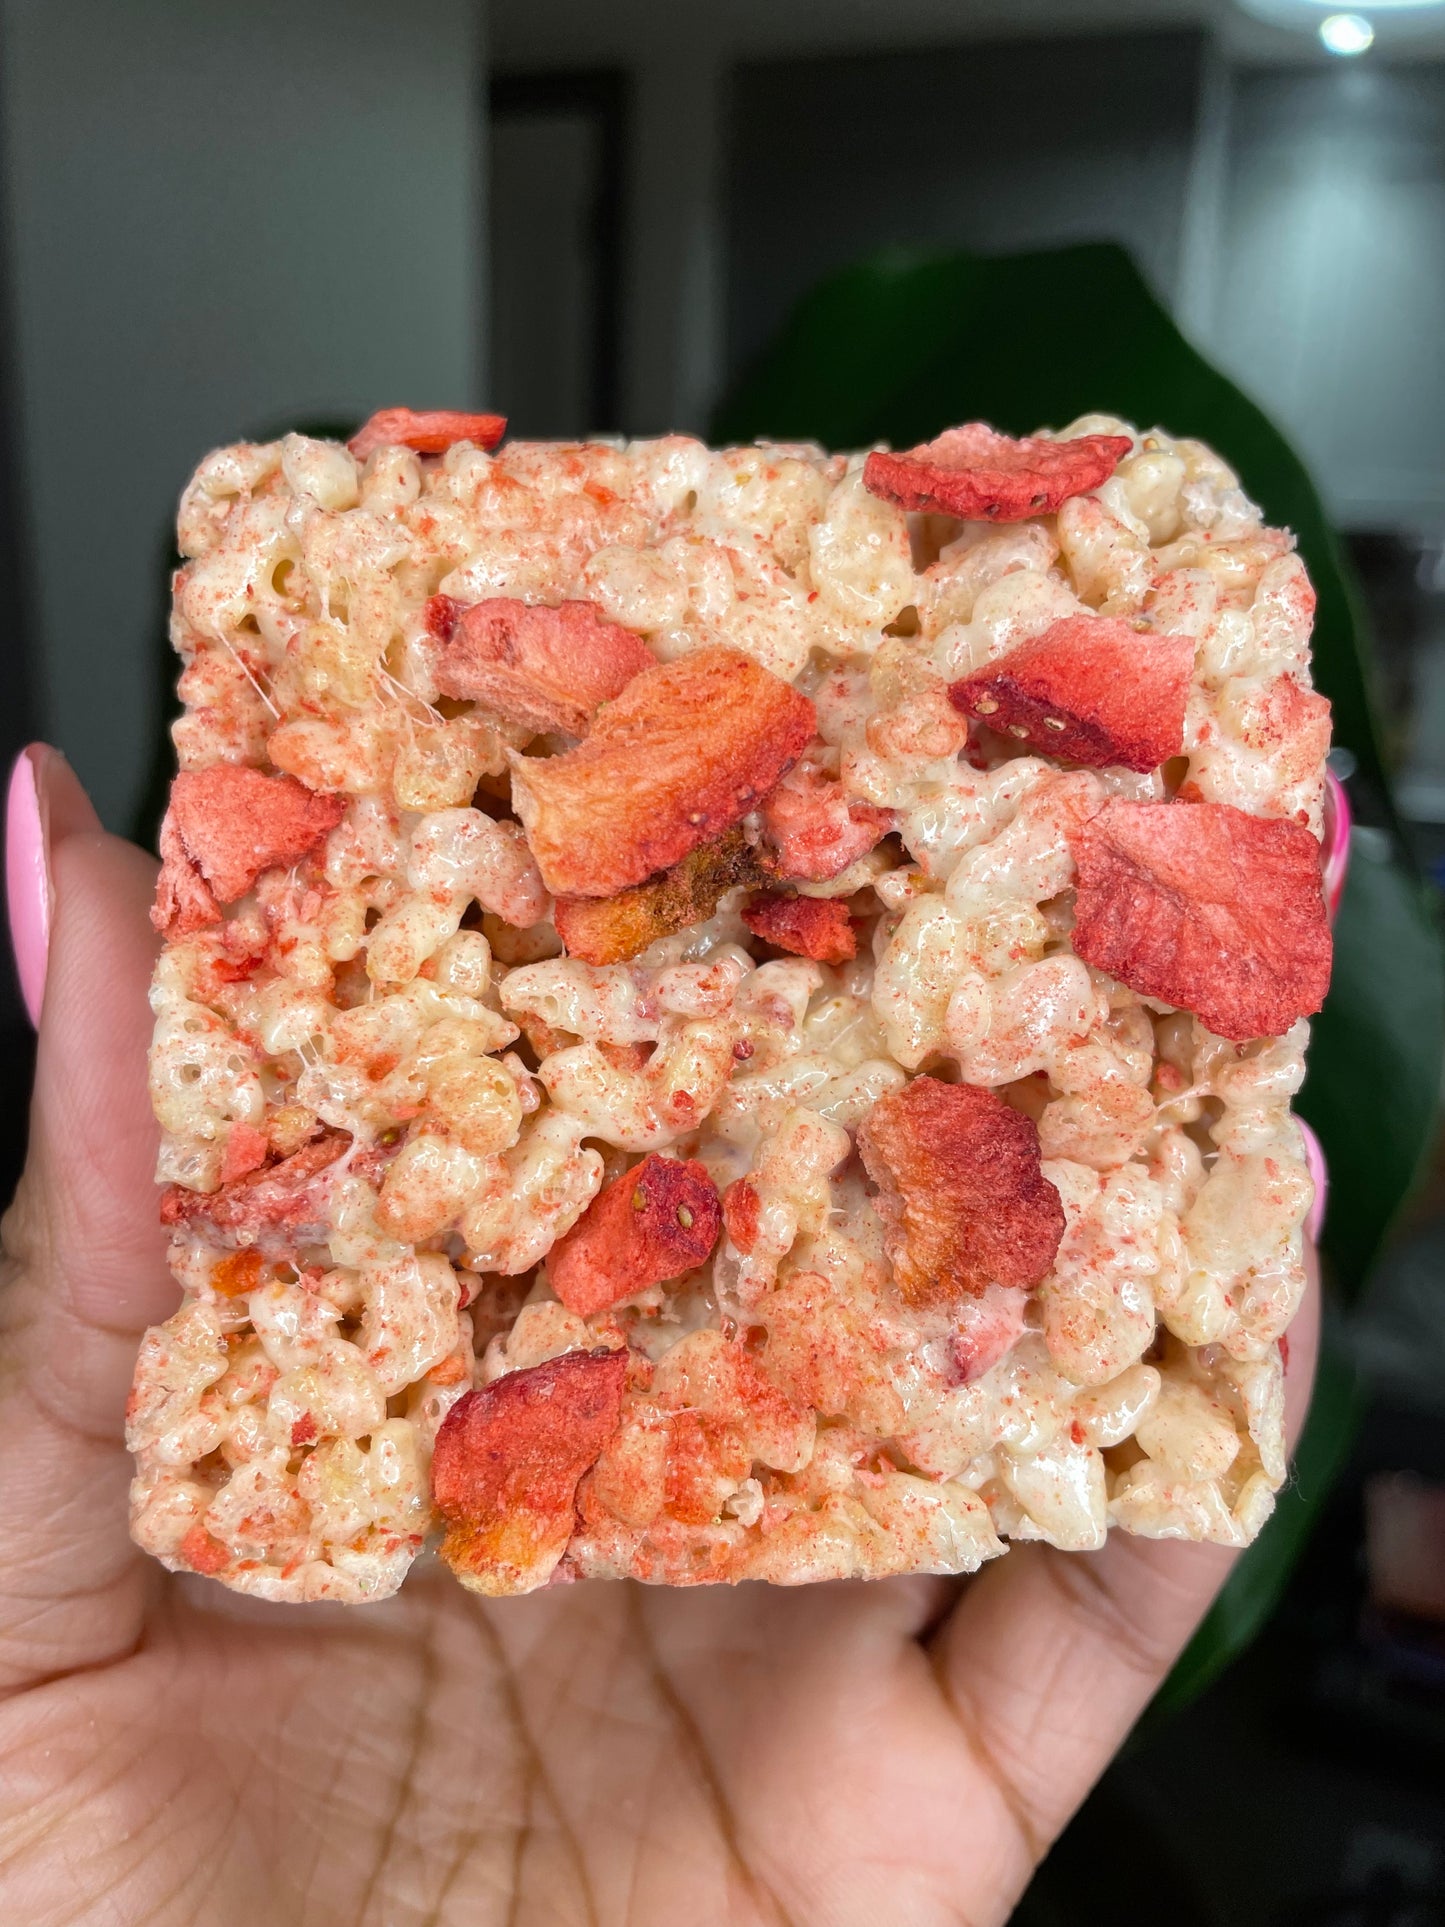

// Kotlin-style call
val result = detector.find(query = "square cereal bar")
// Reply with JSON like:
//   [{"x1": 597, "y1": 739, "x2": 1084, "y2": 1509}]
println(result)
[{"x1": 127, "y1": 408, "x2": 1331, "y2": 1601}]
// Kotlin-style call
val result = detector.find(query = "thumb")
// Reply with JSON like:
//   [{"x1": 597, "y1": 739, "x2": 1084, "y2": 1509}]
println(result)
[{"x1": 0, "y1": 746, "x2": 167, "y2": 1694}]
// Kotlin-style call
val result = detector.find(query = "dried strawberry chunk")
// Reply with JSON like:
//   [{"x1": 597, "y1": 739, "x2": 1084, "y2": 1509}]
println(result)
[
  {"x1": 554, "y1": 828, "x2": 768, "y2": 966},
  {"x1": 760, "y1": 761, "x2": 895, "y2": 880},
  {"x1": 863, "y1": 423, "x2": 1132, "y2": 523},
  {"x1": 153, "y1": 766, "x2": 346, "y2": 936},
  {"x1": 510, "y1": 645, "x2": 816, "y2": 898},
  {"x1": 348, "y1": 408, "x2": 506, "y2": 460},
  {"x1": 950, "y1": 615, "x2": 1194, "y2": 772},
  {"x1": 424, "y1": 596, "x2": 655, "y2": 737},
  {"x1": 219, "y1": 1122, "x2": 270, "y2": 1186},
  {"x1": 432, "y1": 1348, "x2": 628, "y2": 1594},
  {"x1": 721, "y1": 1178, "x2": 762, "y2": 1255},
  {"x1": 153, "y1": 813, "x2": 221, "y2": 936},
  {"x1": 1071, "y1": 798, "x2": 1332, "y2": 1042},
  {"x1": 743, "y1": 892, "x2": 856, "y2": 965},
  {"x1": 858, "y1": 1076, "x2": 1064, "y2": 1305},
  {"x1": 549, "y1": 1156, "x2": 721, "y2": 1317},
  {"x1": 160, "y1": 1131, "x2": 351, "y2": 1234}
]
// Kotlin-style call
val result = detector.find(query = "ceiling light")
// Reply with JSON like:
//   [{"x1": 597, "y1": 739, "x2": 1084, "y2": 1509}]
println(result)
[{"x1": 1320, "y1": 10, "x2": 1376, "y2": 48}]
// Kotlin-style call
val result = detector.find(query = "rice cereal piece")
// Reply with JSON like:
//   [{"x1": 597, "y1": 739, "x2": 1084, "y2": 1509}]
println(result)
[
  {"x1": 152, "y1": 767, "x2": 346, "y2": 935},
  {"x1": 857, "y1": 1076, "x2": 1065, "y2": 1304},
  {"x1": 863, "y1": 423, "x2": 1133, "y2": 522},
  {"x1": 1071, "y1": 798, "x2": 1332, "y2": 1041},
  {"x1": 433, "y1": 1347, "x2": 629, "y2": 1594},
  {"x1": 509, "y1": 644, "x2": 816, "y2": 896},
  {"x1": 554, "y1": 828, "x2": 769, "y2": 965},
  {"x1": 548, "y1": 1154, "x2": 722, "y2": 1315},
  {"x1": 949, "y1": 615, "x2": 1194, "y2": 772},
  {"x1": 348, "y1": 406, "x2": 506, "y2": 459},
  {"x1": 423, "y1": 594, "x2": 655, "y2": 736},
  {"x1": 742, "y1": 893, "x2": 857, "y2": 965}
]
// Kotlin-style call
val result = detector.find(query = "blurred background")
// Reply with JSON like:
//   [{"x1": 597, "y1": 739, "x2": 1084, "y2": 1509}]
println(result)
[{"x1": 2, "y1": 0, "x2": 1445, "y2": 1918}]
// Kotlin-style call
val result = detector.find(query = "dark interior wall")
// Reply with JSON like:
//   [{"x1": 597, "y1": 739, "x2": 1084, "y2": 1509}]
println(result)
[{"x1": 724, "y1": 30, "x2": 1206, "y2": 386}]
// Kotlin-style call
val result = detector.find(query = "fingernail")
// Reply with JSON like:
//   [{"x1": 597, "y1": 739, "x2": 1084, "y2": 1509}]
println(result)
[
  {"x1": 6, "y1": 746, "x2": 53, "y2": 1028},
  {"x1": 1323, "y1": 768, "x2": 1351, "y2": 924},
  {"x1": 1299, "y1": 1118, "x2": 1328, "y2": 1244}
]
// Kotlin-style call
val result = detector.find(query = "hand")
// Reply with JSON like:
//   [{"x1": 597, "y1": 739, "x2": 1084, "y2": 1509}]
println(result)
[{"x1": 0, "y1": 748, "x2": 1319, "y2": 1926}]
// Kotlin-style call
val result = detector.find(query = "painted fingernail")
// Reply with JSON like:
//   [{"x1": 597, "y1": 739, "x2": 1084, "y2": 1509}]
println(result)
[
  {"x1": 1323, "y1": 768, "x2": 1351, "y2": 924},
  {"x1": 1300, "y1": 1118, "x2": 1328, "y2": 1244},
  {"x1": 6, "y1": 746, "x2": 53, "y2": 1029}
]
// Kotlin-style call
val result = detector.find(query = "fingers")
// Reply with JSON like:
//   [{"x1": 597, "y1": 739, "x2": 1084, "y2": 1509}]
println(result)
[
  {"x1": 928, "y1": 1243, "x2": 1321, "y2": 1870},
  {"x1": 0, "y1": 750, "x2": 165, "y2": 1691}
]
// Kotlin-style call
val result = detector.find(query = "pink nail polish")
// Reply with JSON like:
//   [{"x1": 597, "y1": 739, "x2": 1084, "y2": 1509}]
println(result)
[
  {"x1": 1322, "y1": 768, "x2": 1351, "y2": 924},
  {"x1": 1299, "y1": 1118, "x2": 1328, "y2": 1244},
  {"x1": 5, "y1": 746, "x2": 52, "y2": 1028}
]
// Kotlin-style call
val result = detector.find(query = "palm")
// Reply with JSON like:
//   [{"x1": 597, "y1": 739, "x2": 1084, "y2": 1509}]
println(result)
[{"x1": 0, "y1": 795, "x2": 1312, "y2": 1926}]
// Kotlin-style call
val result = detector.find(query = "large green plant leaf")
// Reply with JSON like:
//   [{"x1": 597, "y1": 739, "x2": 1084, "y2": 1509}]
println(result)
[
  {"x1": 712, "y1": 242, "x2": 1445, "y2": 1707},
  {"x1": 713, "y1": 242, "x2": 1386, "y2": 801},
  {"x1": 1299, "y1": 827, "x2": 1445, "y2": 1290}
]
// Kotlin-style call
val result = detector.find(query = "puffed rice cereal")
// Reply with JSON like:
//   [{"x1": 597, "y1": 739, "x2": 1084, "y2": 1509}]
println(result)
[{"x1": 128, "y1": 406, "x2": 1331, "y2": 1601}]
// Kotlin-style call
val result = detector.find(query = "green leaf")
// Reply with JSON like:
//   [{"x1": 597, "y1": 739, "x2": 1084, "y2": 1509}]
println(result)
[
  {"x1": 1298, "y1": 828, "x2": 1445, "y2": 1292},
  {"x1": 713, "y1": 241, "x2": 1387, "y2": 803}
]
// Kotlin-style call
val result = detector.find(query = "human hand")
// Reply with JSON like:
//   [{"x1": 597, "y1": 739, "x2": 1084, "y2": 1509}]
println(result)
[{"x1": 0, "y1": 746, "x2": 1320, "y2": 1926}]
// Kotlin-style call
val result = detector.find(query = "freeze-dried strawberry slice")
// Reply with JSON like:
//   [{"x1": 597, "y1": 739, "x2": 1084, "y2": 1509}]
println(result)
[
  {"x1": 743, "y1": 893, "x2": 856, "y2": 965},
  {"x1": 1071, "y1": 798, "x2": 1332, "y2": 1042},
  {"x1": 510, "y1": 645, "x2": 816, "y2": 898},
  {"x1": 949, "y1": 615, "x2": 1193, "y2": 772},
  {"x1": 219, "y1": 1122, "x2": 270, "y2": 1186},
  {"x1": 153, "y1": 766, "x2": 346, "y2": 935},
  {"x1": 555, "y1": 828, "x2": 768, "y2": 966},
  {"x1": 424, "y1": 596, "x2": 655, "y2": 737},
  {"x1": 153, "y1": 814, "x2": 222, "y2": 936},
  {"x1": 722, "y1": 1178, "x2": 762, "y2": 1255},
  {"x1": 857, "y1": 1076, "x2": 1064, "y2": 1305},
  {"x1": 348, "y1": 407, "x2": 506, "y2": 460},
  {"x1": 159, "y1": 1130, "x2": 352, "y2": 1233},
  {"x1": 549, "y1": 1156, "x2": 721, "y2": 1316},
  {"x1": 432, "y1": 1348, "x2": 628, "y2": 1594},
  {"x1": 759, "y1": 761, "x2": 895, "y2": 880},
  {"x1": 863, "y1": 423, "x2": 1132, "y2": 523}
]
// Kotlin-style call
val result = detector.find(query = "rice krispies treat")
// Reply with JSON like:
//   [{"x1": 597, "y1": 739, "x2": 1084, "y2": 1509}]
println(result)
[{"x1": 128, "y1": 407, "x2": 1332, "y2": 1603}]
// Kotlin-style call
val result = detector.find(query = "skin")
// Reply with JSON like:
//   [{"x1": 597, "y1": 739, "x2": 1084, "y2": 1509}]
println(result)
[{"x1": 0, "y1": 757, "x2": 1319, "y2": 1926}]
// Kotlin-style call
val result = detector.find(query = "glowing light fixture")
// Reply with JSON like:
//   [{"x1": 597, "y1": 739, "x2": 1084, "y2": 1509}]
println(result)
[
  {"x1": 1234, "y1": 0, "x2": 1442, "y2": 33},
  {"x1": 1319, "y1": 10, "x2": 1376, "y2": 47}
]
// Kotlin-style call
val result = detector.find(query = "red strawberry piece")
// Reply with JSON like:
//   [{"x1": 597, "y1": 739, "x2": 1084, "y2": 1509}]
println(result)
[
  {"x1": 510, "y1": 645, "x2": 816, "y2": 898},
  {"x1": 742, "y1": 892, "x2": 856, "y2": 965},
  {"x1": 348, "y1": 408, "x2": 506, "y2": 460},
  {"x1": 154, "y1": 767, "x2": 347, "y2": 937},
  {"x1": 549, "y1": 1156, "x2": 721, "y2": 1316},
  {"x1": 721, "y1": 1178, "x2": 762, "y2": 1256},
  {"x1": 160, "y1": 1130, "x2": 352, "y2": 1234},
  {"x1": 950, "y1": 615, "x2": 1194, "y2": 772},
  {"x1": 425, "y1": 596, "x2": 655, "y2": 737},
  {"x1": 219, "y1": 1122, "x2": 270, "y2": 1187},
  {"x1": 432, "y1": 1348, "x2": 628, "y2": 1594},
  {"x1": 759, "y1": 761, "x2": 895, "y2": 880},
  {"x1": 863, "y1": 423, "x2": 1132, "y2": 523},
  {"x1": 1071, "y1": 798, "x2": 1332, "y2": 1042},
  {"x1": 153, "y1": 813, "x2": 222, "y2": 936},
  {"x1": 857, "y1": 1076, "x2": 1064, "y2": 1304}
]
